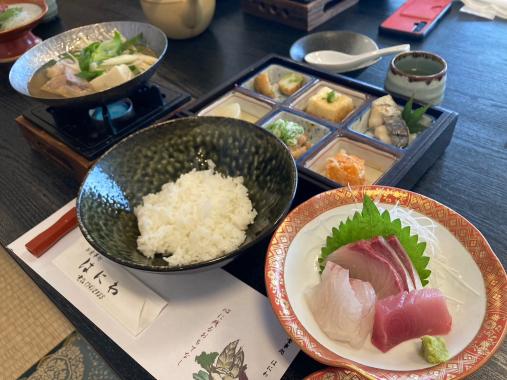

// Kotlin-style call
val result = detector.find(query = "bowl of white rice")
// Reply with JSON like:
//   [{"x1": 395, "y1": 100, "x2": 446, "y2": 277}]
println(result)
[{"x1": 77, "y1": 116, "x2": 298, "y2": 272}]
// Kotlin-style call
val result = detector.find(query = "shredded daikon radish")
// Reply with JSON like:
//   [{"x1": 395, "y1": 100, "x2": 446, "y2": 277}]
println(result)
[
  {"x1": 437, "y1": 260, "x2": 481, "y2": 296},
  {"x1": 445, "y1": 294, "x2": 464, "y2": 312}
]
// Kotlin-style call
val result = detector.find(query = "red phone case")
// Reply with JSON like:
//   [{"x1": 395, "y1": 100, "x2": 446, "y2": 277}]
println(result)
[{"x1": 380, "y1": 0, "x2": 453, "y2": 39}]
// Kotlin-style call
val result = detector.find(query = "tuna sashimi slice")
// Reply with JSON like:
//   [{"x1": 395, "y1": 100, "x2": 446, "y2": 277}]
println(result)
[
  {"x1": 306, "y1": 261, "x2": 376, "y2": 348},
  {"x1": 370, "y1": 236, "x2": 414, "y2": 292},
  {"x1": 326, "y1": 240, "x2": 404, "y2": 299},
  {"x1": 372, "y1": 288, "x2": 452, "y2": 352},
  {"x1": 387, "y1": 235, "x2": 422, "y2": 289}
]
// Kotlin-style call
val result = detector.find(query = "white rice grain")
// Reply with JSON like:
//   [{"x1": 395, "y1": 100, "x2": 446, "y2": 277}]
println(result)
[{"x1": 134, "y1": 161, "x2": 257, "y2": 266}]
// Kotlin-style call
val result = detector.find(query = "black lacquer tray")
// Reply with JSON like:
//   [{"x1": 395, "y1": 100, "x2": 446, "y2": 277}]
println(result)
[{"x1": 182, "y1": 55, "x2": 458, "y2": 190}]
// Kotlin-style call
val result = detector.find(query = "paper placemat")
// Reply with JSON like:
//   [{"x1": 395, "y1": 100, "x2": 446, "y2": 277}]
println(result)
[
  {"x1": 8, "y1": 201, "x2": 299, "y2": 380},
  {"x1": 52, "y1": 238, "x2": 168, "y2": 336}
]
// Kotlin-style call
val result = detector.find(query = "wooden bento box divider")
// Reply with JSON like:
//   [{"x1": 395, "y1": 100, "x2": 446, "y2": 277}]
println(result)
[{"x1": 240, "y1": 0, "x2": 359, "y2": 31}]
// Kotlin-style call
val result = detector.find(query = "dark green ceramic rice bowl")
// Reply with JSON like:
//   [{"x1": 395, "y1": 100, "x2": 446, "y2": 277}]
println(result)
[{"x1": 77, "y1": 116, "x2": 297, "y2": 272}]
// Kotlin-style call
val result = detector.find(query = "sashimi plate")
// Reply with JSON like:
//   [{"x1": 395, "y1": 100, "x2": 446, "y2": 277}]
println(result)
[{"x1": 265, "y1": 186, "x2": 507, "y2": 379}]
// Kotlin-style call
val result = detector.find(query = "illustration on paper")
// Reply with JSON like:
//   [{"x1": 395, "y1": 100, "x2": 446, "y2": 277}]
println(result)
[{"x1": 192, "y1": 340, "x2": 248, "y2": 380}]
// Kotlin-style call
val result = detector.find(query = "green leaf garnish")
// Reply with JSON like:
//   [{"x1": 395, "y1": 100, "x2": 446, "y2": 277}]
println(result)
[
  {"x1": 326, "y1": 90, "x2": 337, "y2": 103},
  {"x1": 281, "y1": 72, "x2": 304, "y2": 84},
  {"x1": 120, "y1": 33, "x2": 144, "y2": 53},
  {"x1": 402, "y1": 97, "x2": 431, "y2": 134},
  {"x1": 0, "y1": 7, "x2": 22, "y2": 27},
  {"x1": 319, "y1": 195, "x2": 431, "y2": 286},
  {"x1": 77, "y1": 41, "x2": 101, "y2": 72},
  {"x1": 75, "y1": 31, "x2": 129, "y2": 81},
  {"x1": 91, "y1": 30, "x2": 123, "y2": 63},
  {"x1": 401, "y1": 96, "x2": 413, "y2": 123},
  {"x1": 77, "y1": 70, "x2": 104, "y2": 81}
]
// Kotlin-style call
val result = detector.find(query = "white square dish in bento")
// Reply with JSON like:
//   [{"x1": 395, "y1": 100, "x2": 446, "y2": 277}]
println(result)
[
  {"x1": 261, "y1": 111, "x2": 331, "y2": 159},
  {"x1": 349, "y1": 96, "x2": 434, "y2": 149},
  {"x1": 303, "y1": 137, "x2": 397, "y2": 186},
  {"x1": 291, "y1": 81, "x2": 368, "y2": 125},
  {"x1": 241, "y1": 65, "x2": 313, "y2": 102},
  {"x1": 197, "y1": 92, "x2": 272, "y2": 123}
]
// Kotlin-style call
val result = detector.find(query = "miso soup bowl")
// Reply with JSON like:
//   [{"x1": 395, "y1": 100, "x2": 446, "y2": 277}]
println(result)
[{"x1": 384, "y1": 51, "x2": 447, "y2": 105}]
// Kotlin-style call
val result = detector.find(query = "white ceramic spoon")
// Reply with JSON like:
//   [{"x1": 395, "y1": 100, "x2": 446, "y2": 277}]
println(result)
[{"x1": 304, "y1": 44, "x2": 410, "y2": 71}]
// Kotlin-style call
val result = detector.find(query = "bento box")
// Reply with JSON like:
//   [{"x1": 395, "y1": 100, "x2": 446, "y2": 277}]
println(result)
[{"x1": 181, "y1": 55, "x2": 458, "y2": 190}]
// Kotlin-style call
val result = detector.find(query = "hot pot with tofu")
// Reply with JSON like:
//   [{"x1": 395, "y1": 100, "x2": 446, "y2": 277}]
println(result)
[{"x1": 9, "y1": 21, "x2": 167, "y2": 109}]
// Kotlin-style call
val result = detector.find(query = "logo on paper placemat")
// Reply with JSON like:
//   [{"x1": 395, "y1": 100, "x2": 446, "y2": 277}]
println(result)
[{"x1": 192, "y1": 340, "x2": 248, "y2": 380}]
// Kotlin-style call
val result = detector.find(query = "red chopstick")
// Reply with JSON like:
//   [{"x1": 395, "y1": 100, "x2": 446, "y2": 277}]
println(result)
[{"x1": 25, "y1": 207, "x2": 78, "y2": 257}]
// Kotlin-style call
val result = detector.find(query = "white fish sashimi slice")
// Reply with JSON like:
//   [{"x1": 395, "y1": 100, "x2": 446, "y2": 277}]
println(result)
[
  {"x1": 350, "y1": 278, "x2": 376, "y2": 347},
  {"x1": 306, "y1": 261, "x2": 376, "y2": 349}
]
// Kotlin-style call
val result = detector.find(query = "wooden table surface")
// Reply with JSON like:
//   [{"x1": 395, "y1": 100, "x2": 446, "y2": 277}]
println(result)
[{"x1": 1, "y1": 0, "x2": 506, "y2": 379}]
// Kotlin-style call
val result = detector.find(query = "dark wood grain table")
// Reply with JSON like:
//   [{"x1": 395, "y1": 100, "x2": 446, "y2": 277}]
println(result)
[{"x1": 1, "y1": 0, "x2": 506, "y2": 379}]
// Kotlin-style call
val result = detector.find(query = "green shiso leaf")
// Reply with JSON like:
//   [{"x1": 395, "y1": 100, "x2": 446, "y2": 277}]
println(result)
[{"x1": 319, "y1": 195, "x2": 431, "y2": 286}]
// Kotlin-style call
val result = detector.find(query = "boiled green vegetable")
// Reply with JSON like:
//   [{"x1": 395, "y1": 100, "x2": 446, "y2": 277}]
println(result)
[
  {"x1": 70, "y1": 31, "x2": 144, "y2": 82},
  {"x1": 326, "y1": 90, "x2": 337, "y2": 103},
  {"x1": 266, "y1": 119, "x2": 305, "y2": 147}
]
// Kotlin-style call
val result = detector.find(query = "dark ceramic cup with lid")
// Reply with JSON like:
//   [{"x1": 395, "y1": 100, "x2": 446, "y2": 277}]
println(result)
[{"x1": 384, "y1": 51, "x2": 447, "y2": 105}]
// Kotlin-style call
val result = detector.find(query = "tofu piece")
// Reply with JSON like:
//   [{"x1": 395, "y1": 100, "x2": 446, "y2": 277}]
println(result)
[
  {"x1": 305, "y1": 86, "x2": 355, "y2": 123},
  {"x1": 90, "y1": 64, "x2": 133, "y2": 92},
  {"x1": 278, "y1": 72, "x2": 304, "y2": 96},
  {"x1": 253, "y1": 72, "x2": 275, "y2": 98}
]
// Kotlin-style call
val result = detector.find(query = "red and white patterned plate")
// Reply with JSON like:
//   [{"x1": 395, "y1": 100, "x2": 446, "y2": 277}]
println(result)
[{"x1": 265, "y1": 186, "x2": 506, "y2": 380}]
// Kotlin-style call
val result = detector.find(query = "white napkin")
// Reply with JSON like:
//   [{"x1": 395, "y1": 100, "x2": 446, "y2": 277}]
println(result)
[
  {"x1": 53, "y1": 236, "x2": 167, "y2": 336},
  {"x1": 460, "y1": 0, "x2": 507, "y2": 19}
]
